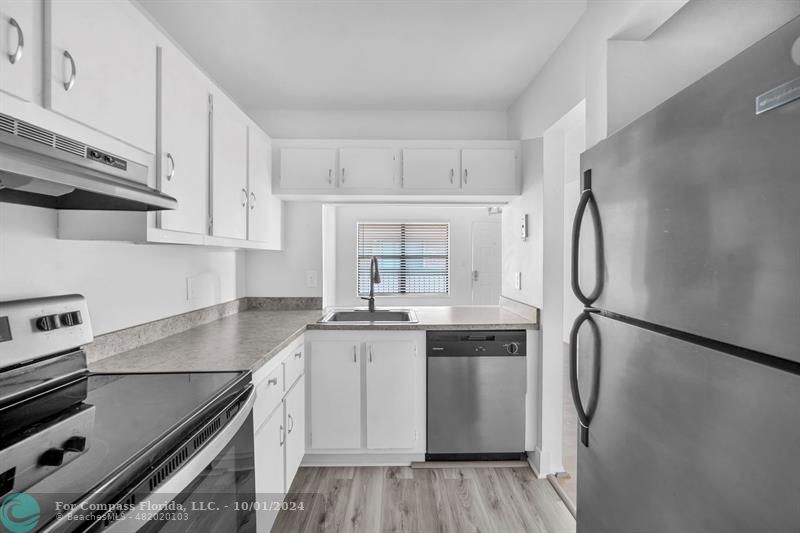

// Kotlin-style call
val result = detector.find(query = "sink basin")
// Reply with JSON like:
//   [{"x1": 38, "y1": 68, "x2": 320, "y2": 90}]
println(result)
[{"x1": 319, "y1": 309, "x2": 418, "y2": 323}]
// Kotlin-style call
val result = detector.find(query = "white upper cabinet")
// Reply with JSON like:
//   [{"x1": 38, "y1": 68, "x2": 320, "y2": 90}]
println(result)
[
  {"x1": 280, "y1": 148, "x2": 337, "y2": 189},
  {"x1": 247, "y1": 126, "x2": 282, "y2": 247},
  {"x1": 309, "y1": 341, "x2": 361, "y2": 449},
  {"x1": 157, "y1": 45, "x2": 209, "y2": 235},
  {"x1": 339, "y1": 148, "x2": 395, "y2": 190},
  {"x1": 366, "y1": 341, "x2": 417, "y2": 450},
  {"x1": 0, "y1": 0, "x2": 36, "y2": 102},
  {"x1": 461, "y1": 148, "x2": 518, "y2": 193},
  {"x1": 45, "y1": 0, "x2": 157, "y2": 153},
  {"x1": 401, "y1": 148, "x2": 460, "y2": 190},
  {"x1": 210, "y1": 91, "x2": 248, "y2": 239}
]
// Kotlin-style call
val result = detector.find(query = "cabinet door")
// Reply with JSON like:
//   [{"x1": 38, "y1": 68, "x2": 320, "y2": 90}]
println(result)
[
  {"x1": 0, "y1": 0, "x2": 35, "y2": 101},
  {"x1": 157, "y1": 45, "x2": 209, "y2": 234},
  {"x1": 46, "y1": 0, "x2": 156, "y2": 152},
  {"x1": 248, "y1": 126, "x2": 282, "y2": 247},
  {"x1": 279, "y1": 148, "x2": 337, "y2": 189},
  {"x1": 309, "y1": 341, "x2": 361, "y2": 449},
  {"x1": 461, "y1": 148, "x2": 518, "y2": 193},
  {"x1": 366, "y1": 341, "x2": 416, "y2": 449},
  {"x1": 339, "y1": 148, "x2": 395, "y2": 190},
  {"x1": 284, "y1": 375, "x2": 305, "y2": 488},
  {"x1": 402, "y1": 149, "x2": 459, "y2": 190},
  {"x1": 254, "y1": 404, "x2": 285, "y2": 533},
  {"x1": 211, "y1": 92, "x2": 248, "y2": 239}
]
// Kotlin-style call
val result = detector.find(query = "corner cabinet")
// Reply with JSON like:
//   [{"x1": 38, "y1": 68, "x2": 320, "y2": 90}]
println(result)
[
  {"x1": 306, "y1": 331, "x2": 425, "y2": 462},
  {"x1": 247, "y1": 126, "x2": 283, "y2": 248},
  {"x1": 45, "y1": 0, "x2": 157, "y2": 153}
]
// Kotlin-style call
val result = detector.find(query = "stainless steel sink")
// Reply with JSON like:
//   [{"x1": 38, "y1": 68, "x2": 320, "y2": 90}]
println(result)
[{"x1": 319, "y1": 309, "x2": 418, "y2": 324}]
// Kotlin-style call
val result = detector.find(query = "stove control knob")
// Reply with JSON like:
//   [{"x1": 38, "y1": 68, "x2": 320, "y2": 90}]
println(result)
[
  {"x1": 39, "y1": 448, "x2": 65, "y2": 467},
  {"x1": 36, "y1": 315, "x2": 59, "y2": 331},
  {"x1": 504, "y1": 342, "x2": 520, "y2": 355},
  {"x1": 63, "y1": 436, "x2": 87, "y2": 452}
]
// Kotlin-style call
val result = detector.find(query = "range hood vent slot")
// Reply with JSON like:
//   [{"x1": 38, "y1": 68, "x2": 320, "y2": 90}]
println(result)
[{"x1": 0, "y1": 112, "x2": 177, "y2": 211}]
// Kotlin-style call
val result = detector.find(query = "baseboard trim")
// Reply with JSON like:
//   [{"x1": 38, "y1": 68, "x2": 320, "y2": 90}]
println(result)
[
  {"x1": 301, "y1": 453, "x2": 424, "y2": 466},
  {"x1": 412, "y1": 460, "x2": 529, "y2": 469},
  {"x1": 547, "y1": 474, "x2": 577, "y2": 518}
]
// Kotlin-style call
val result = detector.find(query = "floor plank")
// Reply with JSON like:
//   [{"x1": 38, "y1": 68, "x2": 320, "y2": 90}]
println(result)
[{"x1": 274, "y1": 465, "x2": 577, "y2": 533}]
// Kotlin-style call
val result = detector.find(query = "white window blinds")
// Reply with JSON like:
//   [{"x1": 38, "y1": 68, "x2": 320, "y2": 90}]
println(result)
[{"x1": 357, "y1": 223, "x2": 450, "y2": 296}]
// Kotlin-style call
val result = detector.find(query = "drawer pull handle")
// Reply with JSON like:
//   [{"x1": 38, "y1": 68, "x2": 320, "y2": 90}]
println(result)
[
  {"x1": 294, "y1": 351, "x2": 302, "y2": 359},
  {"x1": 279, "y1": 425, "x2": 285, "y2": 446},
  {"x1": 287, "y1": 414, "x2": 294, "y2": 433},
  {"x1": 267, "y1": 377, "x2": 278, "y2": 386}
]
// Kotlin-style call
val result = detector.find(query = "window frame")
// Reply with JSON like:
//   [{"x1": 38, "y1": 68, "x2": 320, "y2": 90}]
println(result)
[{"x1": 355, "y1": 221, "x2": 451, "y2": 298}]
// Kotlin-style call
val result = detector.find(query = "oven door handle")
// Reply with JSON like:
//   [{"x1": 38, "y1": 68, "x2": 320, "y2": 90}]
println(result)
[{"x1": 103, "y1": 386, "x2": 256, "y2": 533}]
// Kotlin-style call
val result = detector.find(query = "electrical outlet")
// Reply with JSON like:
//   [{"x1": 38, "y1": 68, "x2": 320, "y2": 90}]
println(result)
[
  {"x1": 514, "y1": 272, "x2": 522, "y2": 290},
  {"x1": 305, "y1": 270, "x2": 318, "y2": 288}
]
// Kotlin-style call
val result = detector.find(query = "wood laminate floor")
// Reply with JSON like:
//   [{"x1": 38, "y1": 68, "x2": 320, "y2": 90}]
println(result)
[{"x1": 273, "y1": 466, "x2": 576, "y2": 533}]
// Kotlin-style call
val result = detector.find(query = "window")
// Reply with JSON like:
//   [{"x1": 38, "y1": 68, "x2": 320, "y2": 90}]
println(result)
[{"x1": 357, "y1": 223, "x2": 449, "y2": 296}]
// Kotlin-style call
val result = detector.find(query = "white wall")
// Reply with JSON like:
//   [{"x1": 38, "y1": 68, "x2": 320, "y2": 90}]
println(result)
[
  {"x1": 501, "y1": 139, "x2": 544, "y2": 307},
  {"x1": 0, "y1": 204, "x2": 245, "y2": 335},
  {"x1": 248, "y1": 109, "x2": 509, "y2": 140},
  {"x1": 508, "y1": 0, "x2": 800, "y2": 145},
  {"x1": 606, "y1": 0, "x2": 800, "y2": 135},
  {"x1": 326, "y1": 204, "x2": 499, "y2": 308},
  {"x1": 246, "y1": 201, "x2": 323, "y2": 297}
]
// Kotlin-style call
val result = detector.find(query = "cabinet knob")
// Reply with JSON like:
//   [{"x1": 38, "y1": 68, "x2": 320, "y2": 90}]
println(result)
[{"x1": 8, "y1": 18, "x2": 23, "y2": 65}]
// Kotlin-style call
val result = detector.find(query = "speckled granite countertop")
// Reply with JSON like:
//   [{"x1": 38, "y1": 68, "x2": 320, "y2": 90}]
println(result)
[
  {"x1": 90, "y1": 310, "x2": 322, "y2": 374},
  {"x1": 90, "y1": 305, "x2": 536, "y2": 374}
]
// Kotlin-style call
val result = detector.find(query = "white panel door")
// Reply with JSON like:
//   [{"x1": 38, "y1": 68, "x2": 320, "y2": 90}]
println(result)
[
  {"x1": 401, "y1": 148, "x2": 459, "y2": 190},
  {"x1": 247, "y1": 126, "x2": 282, "y2": 247},
  {"x1": 471, "y1": 221, "x2": 502, "y2": 305},
  {"x1": 339, "y1": 148, "x2": 395, "y2": 190},
  {"x1": 309, "y1": 341, "x2": 361, "y2": 449},
  {"x1": 157, "y1": 45, "x2": 209, "y2": 234},
  {"x1": 211, "y1": 92, "x2": 248, "y2": 239},
  {"x1": 366, "y1": 341, "x2": 416, "y2": 449},
  {"x1": 284, "y1": 376, "x2": 305, "y2": 487},
  {"x1": 0, "y1": 0, "x2": 35, "y2": 101},
  {"x1": 46, "y1": 0, "x2": 157, "y2": 152},
  {"x1": 254, "y1": 404, "x2": 285, "y2": 533},
  {"x1": 461, "y1": 148, "x2": 518, "y2": 193},
  {"x1": 279, "y1": 148, "x2": 337, "y2": 189}
]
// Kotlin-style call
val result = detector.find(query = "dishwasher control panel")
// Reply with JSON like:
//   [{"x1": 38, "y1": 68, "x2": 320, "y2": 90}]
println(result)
[{"x1": 426, "y1": 330, "x2": 526, "y2": 357}]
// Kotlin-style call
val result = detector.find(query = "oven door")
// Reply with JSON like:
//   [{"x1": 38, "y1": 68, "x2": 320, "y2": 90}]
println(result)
[{"x1": 105, "y1": 389, "x2": 256, "y2": 533}]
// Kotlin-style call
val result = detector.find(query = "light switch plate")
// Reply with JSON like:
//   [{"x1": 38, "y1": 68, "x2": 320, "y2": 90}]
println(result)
[{"x1": 514, "y1": 272, "x2": 522, "y2": 290}]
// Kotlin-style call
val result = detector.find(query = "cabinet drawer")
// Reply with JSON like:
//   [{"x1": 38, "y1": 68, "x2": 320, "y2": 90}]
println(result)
[
  {"x1": 283, "y1": 341, "x2": 305, "y2": 390},
  {"x1": 253, "y1": 366, "x2": 283, "y2": 430}
]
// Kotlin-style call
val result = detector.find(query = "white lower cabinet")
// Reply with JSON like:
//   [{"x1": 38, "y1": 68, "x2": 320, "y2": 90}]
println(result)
[
  {"x1": 309, "y1": 341, "x2": 361, "y2": 449},
  {"x1": 307, "y1": 332, "x2": 425, "y2": 458},
  {"x1": 366, "y1": 341, "x2": 416, "y2": 449},
  {"x1": 252, "y1": 338, "x2": 305, "y2": 533},
  {"x1": 284, "y1": 376, "x2": 305, "y2": 485}
]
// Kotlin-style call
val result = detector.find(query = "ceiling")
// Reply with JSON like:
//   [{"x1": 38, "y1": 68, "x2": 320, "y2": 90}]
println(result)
[{"x1": 138, "y1": 0, "x2": 587, "y2": 111}]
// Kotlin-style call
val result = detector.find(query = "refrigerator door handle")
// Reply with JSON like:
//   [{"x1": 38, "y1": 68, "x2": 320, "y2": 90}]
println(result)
[
  {"x1": 571, "y1": 186, "x2": 604, "y2": 306},
  {"x1": 569, "y1": 310, "x2": 601, "y2": 447}
]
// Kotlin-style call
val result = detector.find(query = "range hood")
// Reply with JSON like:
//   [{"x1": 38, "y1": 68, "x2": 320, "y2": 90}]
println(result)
[{"x1": 0, "y1": 113, "x2": 177, "y2": 211}]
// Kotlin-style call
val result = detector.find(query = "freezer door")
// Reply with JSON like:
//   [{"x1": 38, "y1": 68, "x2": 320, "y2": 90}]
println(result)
[
  {"x1": 576, "y1": 314, "x2": 800, "y2": 533},
  {"x1": 578, "y1": 17, "x2": 800, "y2": 362}
]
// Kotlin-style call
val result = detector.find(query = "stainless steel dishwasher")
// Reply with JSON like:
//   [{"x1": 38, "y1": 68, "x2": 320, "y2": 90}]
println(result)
[{"x1": 426, "y1": 330, "x2": 527, "y2": 461}]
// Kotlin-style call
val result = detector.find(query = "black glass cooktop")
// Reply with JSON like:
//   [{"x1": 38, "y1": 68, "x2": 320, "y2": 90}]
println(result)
[{"x1": 0, "y1": 369, "x2": 246, "y2": 531}]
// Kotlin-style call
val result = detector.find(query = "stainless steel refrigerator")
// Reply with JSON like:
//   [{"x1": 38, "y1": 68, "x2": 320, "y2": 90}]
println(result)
[{"x1": 569, "y1": 16, "x2": 800, "y2": 533}]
